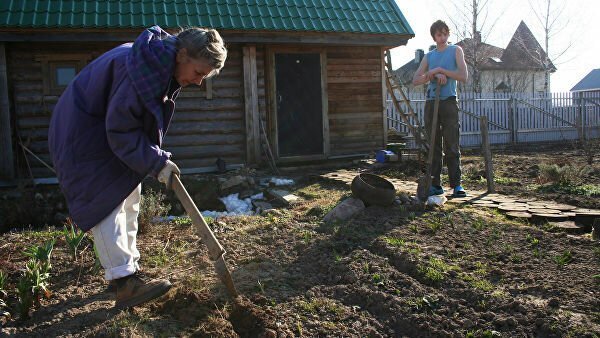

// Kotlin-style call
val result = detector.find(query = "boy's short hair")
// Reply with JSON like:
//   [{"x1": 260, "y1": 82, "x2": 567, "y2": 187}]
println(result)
[{"x1": 430, "y1": 20, "x2": 450, "y2": 39}]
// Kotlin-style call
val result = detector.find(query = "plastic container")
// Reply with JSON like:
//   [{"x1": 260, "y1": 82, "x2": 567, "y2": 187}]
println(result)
[{"x1": 376, "y1": 150, "x2": 394, "y2": 163}]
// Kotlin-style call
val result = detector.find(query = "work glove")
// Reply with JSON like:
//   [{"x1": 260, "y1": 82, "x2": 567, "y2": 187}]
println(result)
[{"x1": 158, "y1": 160, "x2": 180, "y2": 189}]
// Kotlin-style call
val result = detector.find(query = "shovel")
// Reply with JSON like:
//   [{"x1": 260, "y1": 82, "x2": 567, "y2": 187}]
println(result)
[
  {"x1": 170, "y1": 173, "x2": 238, "y2": 298},
  {"x1": 417, "y1": 81, "x2": 442, "y2": 202}
]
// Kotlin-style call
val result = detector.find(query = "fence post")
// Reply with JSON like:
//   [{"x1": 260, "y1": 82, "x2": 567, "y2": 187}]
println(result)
[
  {"x1": 509, "y1": 96, "x2": 517, "y2": 145},
  {"x1": 577, "y1": 96, "x2": 585, "y2": 144},
  {"x1": 480, "y1": 116, "x2": 495, "y2": 193}
]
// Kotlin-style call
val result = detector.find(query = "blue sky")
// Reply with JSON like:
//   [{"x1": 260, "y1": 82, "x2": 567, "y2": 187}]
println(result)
[{"x1": 391, "y1": 0, "x2": 598, "y2": 92}]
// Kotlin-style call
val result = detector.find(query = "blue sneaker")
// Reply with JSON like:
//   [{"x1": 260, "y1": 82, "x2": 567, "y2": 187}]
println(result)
[
  {"x1": 429, "y1": 185, "x2": 444, "y2": 196},
  {"x1": 452, "y1": 185, "x2": 467, "y2": 198}
]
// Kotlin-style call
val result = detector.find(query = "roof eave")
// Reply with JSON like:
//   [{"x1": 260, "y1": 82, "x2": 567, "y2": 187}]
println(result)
[
  {"x1": 0, "y1": 28, "x2": 413, "y2": 46},
  {"x1": 571, "y1": 88, "x2": 600, "y2": 93}
]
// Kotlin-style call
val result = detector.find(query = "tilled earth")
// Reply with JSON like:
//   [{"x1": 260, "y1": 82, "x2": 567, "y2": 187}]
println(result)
[{"x1": 1, "y1": 150, "x2": 600, "y2": 337}]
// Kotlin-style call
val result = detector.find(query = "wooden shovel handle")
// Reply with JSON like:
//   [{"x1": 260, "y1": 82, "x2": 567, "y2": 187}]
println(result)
[{"x1": 171, "y1": 174, "x2": 225, "y2": 261}]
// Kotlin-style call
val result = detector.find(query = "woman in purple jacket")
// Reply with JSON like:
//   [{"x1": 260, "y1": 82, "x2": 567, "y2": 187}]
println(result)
[{"x1": 48, "y1": 26, "x2": 227, "y2": 309}]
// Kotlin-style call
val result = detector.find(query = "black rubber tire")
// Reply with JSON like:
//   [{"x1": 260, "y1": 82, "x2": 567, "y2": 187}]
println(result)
[{"x1": 351, "y1": 173, "x2": 396, "y2": 206}]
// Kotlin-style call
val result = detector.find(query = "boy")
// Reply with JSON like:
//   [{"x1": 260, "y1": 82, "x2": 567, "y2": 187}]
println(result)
[{"x1": 413, "y1": 20, "x2": 469, "y2": 197}]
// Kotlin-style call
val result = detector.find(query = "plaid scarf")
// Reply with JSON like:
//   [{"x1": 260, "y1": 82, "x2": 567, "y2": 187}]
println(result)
[{"x1": 126, "y1": 25, "x2": 177, "y2": 131}]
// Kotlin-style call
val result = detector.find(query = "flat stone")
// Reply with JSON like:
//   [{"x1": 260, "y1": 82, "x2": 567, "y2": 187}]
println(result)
[
  {"x1": 323, "y1": 197, "x2": 365, "y2": 223},
  {"x1": 499, "y1": 205, "x2": 529, "y2": 212},
  {"x1": 252, "y1": 200, "x2": 274, "y2": 211},
  {"x1": 268, "y1": 189, "x2": 300, "y2": 206},
  {"x1": 532, "y1": 213, "x2": 569, "y2": 223},
  {"x1": 529, "y1": 208, "x2": 561, "y2": 214},
  {"x1": 472, "y1": 200, "x2": 497, "y2": 204},
  {"x1": 573, "y1": 208, "x2": 600, "y2": 216},
  {"x1": 220, "y1": 175, "x2": 248, "y2": 192},
  {"x1": 506, "y1": 211, "x2": 532, "y2": 219},
  {"x1": 550, "y1": 221, "x2": 588, "y2": 234},
  {"x1": 238, "y1": 189, "x2": 254, "y2": 199},
  {"x1": 543, "y1": 203, "x2": 577, "y2": 211}
]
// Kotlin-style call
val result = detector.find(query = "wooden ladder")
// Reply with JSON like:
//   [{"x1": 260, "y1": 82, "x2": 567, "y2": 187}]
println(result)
[{"x1": 383, "y1": 50, "x2": 427, "y2": 152}]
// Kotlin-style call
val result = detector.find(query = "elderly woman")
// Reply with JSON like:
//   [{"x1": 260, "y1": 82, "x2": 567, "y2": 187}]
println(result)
[{"x1": 48, "y1": 26, "x2": 227, "y2": 309}]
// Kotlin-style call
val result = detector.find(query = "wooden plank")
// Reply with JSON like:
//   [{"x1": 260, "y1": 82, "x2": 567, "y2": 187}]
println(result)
[
  {"x1": 321, "y1": 51, "x2": 330, "y2": 157},
  {"x1": 168, "y1": 144, "x2": 244, "y2": 158},
  {"x1": 329, "y1": 117, "x2": 382, "y2": 126},
  {"x1": 329, "y1": 112, "x2": 382, "y2": 120},
  {"x1": 327, "y1": 58, "x2": 381, "y2": 65},
  {"x1": 327, "y1": 70, "x2": 380, "y2": 77},
  {"x1": 0, "y1": 43, "x2": 14, "y2": 179},
  {"x1": 328, "y1": 82, "x2": 381, "y2": 90},
  {"x1": 381, "y1": 48, "x2": 387, "y2": 149},
  {"x1": 205, "y1": 78, "x2": 213, "y2": 99},
  {"x1": 168, "y1": 121, "x2": 244, "y2": 135},
  {"x1": 243, "y1": 45, "x2": 260, "y2": 165},
  {"x1": 328, "y1": 93, "x2": 382, "y2": 101},
  {"x1": 480, "y1": 116, "x2": 495, "y2": 193},
  {"x1": 178, "y1": 156, "x2": 245, "y2": 169},
  {"x1": 327, "y1": 77, "x2": 381, "y2": 83},
  {"x1": 266, "y1": 46, "x2": 278, "y2": 158},
  {"x1": 327, "y1": 64, "x2": 382, "y2": 71},
  {"x1": 175, "y1": 99, "x2": 242, "y2": 111},
  {"x1": 174, "y1": 111, "x2": 243, "y2": 122},
  {"x1": 164, "y1": 134, "x2": 245, "y2": 147}
]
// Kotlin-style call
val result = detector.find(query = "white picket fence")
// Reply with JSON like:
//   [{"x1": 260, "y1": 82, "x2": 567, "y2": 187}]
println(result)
[{"x1": 386, "y1": 91, "x2": 600, "y2": 148}]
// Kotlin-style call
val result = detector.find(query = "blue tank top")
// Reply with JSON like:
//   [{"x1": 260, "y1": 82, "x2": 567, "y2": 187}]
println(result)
[{"x1": 426, "y1": 44, "x2": 458, "y2": 100}]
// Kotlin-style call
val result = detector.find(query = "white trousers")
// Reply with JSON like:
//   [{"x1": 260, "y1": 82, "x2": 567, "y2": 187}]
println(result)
[{"x1": 91, "y1": 184, "x2": 141, "y2": 281}]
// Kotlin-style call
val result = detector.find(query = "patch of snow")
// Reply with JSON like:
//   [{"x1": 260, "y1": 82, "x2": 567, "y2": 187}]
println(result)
[
  {"x1": 201, "y1": 192, "x2": 267, "y2": 218},
  {"x1": 270, "y1": 177, "x2": 295, "y2": 186}
]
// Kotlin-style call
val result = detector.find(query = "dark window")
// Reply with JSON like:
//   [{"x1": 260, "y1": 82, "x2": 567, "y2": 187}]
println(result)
[
  {"x1": 39, "y1": 55, "x2": 88, "y2": 95},
  {"x1": 55, "y1": 66, "x2": 76, "y2": 86}
]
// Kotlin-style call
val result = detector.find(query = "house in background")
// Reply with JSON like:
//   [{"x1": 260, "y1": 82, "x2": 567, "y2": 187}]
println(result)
[
  {"x1": 0, "y1": 0, "x2": 414, "y2": 182},
  {"x1": 394, "y1": 21, "x2": 554, "y2": 95},
  {"x1": 571, "y1": 69, "x2": 600, "y2": 96}
]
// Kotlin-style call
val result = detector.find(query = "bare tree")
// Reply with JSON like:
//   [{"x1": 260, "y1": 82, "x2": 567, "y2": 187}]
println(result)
[
  {"x1": 444, "y1": 0, "x2": 510, "y2": 93},
  {"x1": 528, "y1": 0, "x2": 572, "y2": 92}
]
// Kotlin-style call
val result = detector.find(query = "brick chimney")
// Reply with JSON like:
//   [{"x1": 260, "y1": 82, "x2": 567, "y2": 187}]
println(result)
[{"x1": 414, "y1": 49, "x2": 424, "y2": 63}]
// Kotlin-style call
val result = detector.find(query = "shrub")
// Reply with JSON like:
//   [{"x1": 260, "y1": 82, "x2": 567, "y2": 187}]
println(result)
[
  {"x1": 538, "y1": 164, "x2": 592, "y2": 185},
  {"x1": 138, "y1": 189, "x2": 171, "y2": 234}
]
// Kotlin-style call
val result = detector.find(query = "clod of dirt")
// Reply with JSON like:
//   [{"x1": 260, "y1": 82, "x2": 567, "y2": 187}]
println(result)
[
  {"x1": 229, "y1": 296, "x2": 274, "y2": 338},
  {"x1": 155, "y1": 289, "x2": 213, "y2": 326}
]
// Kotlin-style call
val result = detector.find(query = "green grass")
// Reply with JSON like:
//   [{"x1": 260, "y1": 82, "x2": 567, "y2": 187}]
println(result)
[
  {"x1": 510, "y1": 253, "x2": 523, "y2": 263},
  {"x1": 553, "y1": 250, "x2": 573, "y2": 267},
  {"x1": 425, "y1": 214, "x2": 452, "y2": 233},
  {"x1": 146, "y1": 239, "x2": 188, "y2": 268},
  {"x1": 21, "y1": 229, "x2": 64, "y2": 240},
  {"x1": 594, "y1": 246, "x2": 600, "y2": 261},
  {"x1": 418, "y1": 257, "x2": 458, "y2": 284},
  {"x1": 494, "y1": 176, "x2": 520, "y2": 185},
  {"x1": 383, "y1": 236, "x2": 405, "y2": 247},
  {"x1": 298, "y1": 298, "x2": 343, "y2": 315},
  {"x1": 534, "y1": 183, "x2": 600, "y2": 197},
  {"x1": 526, "y1": 234, "x2": 540, "y2": 246},
  {"x1": 472, "y1": 217, "x2": 487, "y2": 231}
]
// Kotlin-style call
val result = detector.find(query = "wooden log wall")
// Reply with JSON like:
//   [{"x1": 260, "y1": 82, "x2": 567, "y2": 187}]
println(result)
[
  {"x1": 325, "y1": 46, "x2": 384, "y2": 156},
  {"x1": 164, "y1": 45, "x2": 245, "y2": 171},
  {"x1": 7, "y1": 41, "x2": 384, "y2": 179},
  {"x1": 7, "y1": 42, "x2": 109, "y2": 178},
  {"x1": 7, "y1": 42, "x2": 248, "y2": 178}
]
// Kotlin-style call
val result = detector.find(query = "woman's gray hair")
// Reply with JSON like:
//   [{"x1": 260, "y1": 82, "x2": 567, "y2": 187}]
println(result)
[{"x1": 175, "y1": 27, "x2": 227, "y2": 77}]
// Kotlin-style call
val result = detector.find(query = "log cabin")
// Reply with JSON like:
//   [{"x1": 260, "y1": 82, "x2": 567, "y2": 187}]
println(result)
[{"x1": 0, "y1": 0, "x2": 414, "y2": 182}]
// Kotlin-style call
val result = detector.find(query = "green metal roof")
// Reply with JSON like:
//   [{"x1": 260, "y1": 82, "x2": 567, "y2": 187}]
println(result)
[{"x1": 0, "y1": 0, "x2": 414, "y2": 36}]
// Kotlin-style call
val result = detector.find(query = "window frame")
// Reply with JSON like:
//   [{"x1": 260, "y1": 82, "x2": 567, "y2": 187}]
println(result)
[{"x1": 37, "y1": 54, "x2": 89, "y2": 96}]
